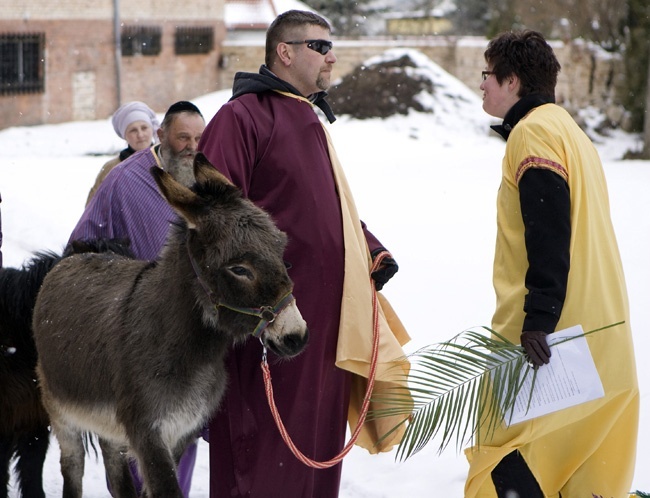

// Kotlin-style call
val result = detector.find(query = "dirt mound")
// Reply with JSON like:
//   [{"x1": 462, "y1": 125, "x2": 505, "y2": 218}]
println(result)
[{"x1": 328, "y1": 53, "x2": 435, "y2": 120}]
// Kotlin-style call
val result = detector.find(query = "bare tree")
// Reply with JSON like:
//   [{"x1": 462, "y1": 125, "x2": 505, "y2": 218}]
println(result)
[
  {"x1": 570, "y1": 0, "x2": 626, "y2": 49},
  {"x1": 487, "y1": 0, "x2": 626, "y2": 46}
]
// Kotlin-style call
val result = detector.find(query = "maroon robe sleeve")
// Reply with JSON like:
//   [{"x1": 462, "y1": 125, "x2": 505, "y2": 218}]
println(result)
[{"x1": 361, "y1": 220, "x2": 383, "y2": 254}]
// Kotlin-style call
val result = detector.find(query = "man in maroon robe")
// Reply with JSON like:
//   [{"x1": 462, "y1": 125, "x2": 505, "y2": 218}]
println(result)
[{"x1": 198, "y1": 10, "x2": 398, "y2": 498}]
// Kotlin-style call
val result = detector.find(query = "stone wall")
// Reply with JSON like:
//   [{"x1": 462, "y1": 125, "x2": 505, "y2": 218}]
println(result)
[{"x1": 219, "y1": 36, "x2": 623, "y2": 115}]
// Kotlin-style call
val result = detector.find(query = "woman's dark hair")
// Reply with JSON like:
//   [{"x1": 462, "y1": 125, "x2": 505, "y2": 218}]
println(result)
[
  {"x1": 265, "y1": 10, "x2": 331, "y2": 67},
  {"x1": 485, "y1": 30, "x2": 561, "y2": 100}
]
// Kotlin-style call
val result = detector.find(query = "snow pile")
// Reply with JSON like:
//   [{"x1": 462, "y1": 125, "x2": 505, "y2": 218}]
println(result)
[{"x1": 328, "y1": 48, "x2": 490, "y2": 133}]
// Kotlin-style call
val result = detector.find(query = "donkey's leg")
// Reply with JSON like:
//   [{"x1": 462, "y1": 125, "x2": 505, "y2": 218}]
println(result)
[
  {"x1": 15, "y1": 427, "x2": 49, "y2": 498},
  {"x1": 130, "y1": 432, "x2": 183, "y2": 498},
  {"x1": 52, "y1": 422, "x2": 85, "y2": 498},
  {"x1": 98, "y1": 438, "x2": 137, "y2": 498},
  {"x1": 171, "y1": 431, "x2": 197, "y2": 466},
  {"x1": 172, "y1": 434, "x2": 199, "y2": 497}
]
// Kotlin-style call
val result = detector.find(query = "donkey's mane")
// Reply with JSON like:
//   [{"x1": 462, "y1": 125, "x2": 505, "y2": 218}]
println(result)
[{"x1": 192, "y1": 174, "x2": 242, "y2": 208}]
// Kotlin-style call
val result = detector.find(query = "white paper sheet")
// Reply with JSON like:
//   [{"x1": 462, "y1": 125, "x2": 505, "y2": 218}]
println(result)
[{"x1": 501, "y1": 324, "x2": 605, "y2": 426}]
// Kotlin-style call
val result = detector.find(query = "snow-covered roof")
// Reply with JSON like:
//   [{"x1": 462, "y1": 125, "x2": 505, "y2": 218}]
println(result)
[{"x1": 225, "y1": 0, "x2": 317, "y2": 30}]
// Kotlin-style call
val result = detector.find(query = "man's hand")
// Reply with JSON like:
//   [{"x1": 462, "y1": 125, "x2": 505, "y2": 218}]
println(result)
[
  {"x1": 520, "y1": 330, "x2": 551, "y2": 367},
  {"x1": 370, "y1": 253, "x2": 398, "y2": 291}
]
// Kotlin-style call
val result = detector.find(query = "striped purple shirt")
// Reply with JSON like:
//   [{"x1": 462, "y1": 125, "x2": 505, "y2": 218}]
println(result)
[{"x1": 69, "y1": 147, "x2": 176, "y2": 260}]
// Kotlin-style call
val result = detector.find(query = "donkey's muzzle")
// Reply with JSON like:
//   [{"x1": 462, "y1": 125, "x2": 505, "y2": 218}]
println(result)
[
  {"x1": 270, "y1": 328, "x2": 309, "y2": 358},
  {"x1": 262, "y1": 298, "x2": 309, "y2": 358}
]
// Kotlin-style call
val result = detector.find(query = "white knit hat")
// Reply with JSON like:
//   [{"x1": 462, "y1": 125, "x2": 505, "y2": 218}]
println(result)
[{"x1": 111, "y1": 101, "x2": 160, "y2": 139}]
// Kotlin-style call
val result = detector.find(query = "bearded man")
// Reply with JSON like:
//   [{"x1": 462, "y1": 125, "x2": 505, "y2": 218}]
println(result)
[
  {"x1": 71, "y1": 101, "x2": 204, "y2": 259},
  {"x1": 68, "y1": 100, "x2": 205, "y2": 496}
]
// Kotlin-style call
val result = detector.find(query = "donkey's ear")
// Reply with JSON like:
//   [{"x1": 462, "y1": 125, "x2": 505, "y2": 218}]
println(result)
[
  {"x1": 193, "y1": 152, "x2": 235, "y2": 188},
  {"x1": 150, "y1": 167, "x2": 201, "y2": 229}
]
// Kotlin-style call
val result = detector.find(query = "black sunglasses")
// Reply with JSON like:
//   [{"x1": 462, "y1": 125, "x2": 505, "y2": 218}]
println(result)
[{"x1": 284, "y1": 39, "x2": 333, "y2": 55}]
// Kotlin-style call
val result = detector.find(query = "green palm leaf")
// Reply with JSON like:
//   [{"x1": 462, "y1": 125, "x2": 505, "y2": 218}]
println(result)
[{"x1": 369, "y1": 322, "x2": 622, "y2": 461}]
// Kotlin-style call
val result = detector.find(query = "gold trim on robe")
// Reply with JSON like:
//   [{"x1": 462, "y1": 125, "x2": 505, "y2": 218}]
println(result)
[{"x1": 272, "y1": 90, "x2": 412, "y2": 453}]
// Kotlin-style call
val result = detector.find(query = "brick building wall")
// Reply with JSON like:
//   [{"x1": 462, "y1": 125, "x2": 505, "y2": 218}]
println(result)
[
  {"x1": 1, "y1": 1, "x2": 623, "y2": 131},
  {"x1": 0, "y1": 0, "x2": 225, "y2": 128}
]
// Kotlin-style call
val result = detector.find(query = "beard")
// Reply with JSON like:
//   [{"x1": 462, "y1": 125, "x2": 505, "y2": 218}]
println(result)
[
  {"x1": 160, "y1": 142, "x2": 196, "y2": 188},
  {"x1": 316, "y1": 65, "x2": 333, "y2": 92},
  {"x1": 316, "y1": 74, "x2": 330, "y2": 92}
]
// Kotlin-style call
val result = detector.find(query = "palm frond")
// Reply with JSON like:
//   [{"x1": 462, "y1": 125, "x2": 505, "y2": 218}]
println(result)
[{"x1": 369, "y1": 322, "x2": 622, "y2": 461}]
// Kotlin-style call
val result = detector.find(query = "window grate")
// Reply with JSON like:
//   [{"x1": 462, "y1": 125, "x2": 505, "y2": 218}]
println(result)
[
  {"x1": 175, "y1": 26, "x2": 214, "y2": 55},
  {"x1": 121, "y1": 25, "x2": 162, "y2": 57},
  {"x1": 0, "y1": 32, "x2": 45, "y2": 96}
]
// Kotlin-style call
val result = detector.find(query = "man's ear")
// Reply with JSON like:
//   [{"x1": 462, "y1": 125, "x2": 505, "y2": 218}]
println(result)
[
  {"x1": 157, "y1": 127, "x2": 164, "y2": 143},
  {"x1": 276, "y1": 42, "x2": 292, "y2": 67}
]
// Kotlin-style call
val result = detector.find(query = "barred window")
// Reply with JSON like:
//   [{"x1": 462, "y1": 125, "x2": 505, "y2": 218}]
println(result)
[
  {"x1": 121, "y1": 26, "x2": 162, "y2": 56},
  {"x1": 175, "y1": 26, "x2": 214, "y2": 55},
  {"x1": 0, "y1": 32, "x2": 45, "y2": 96}
]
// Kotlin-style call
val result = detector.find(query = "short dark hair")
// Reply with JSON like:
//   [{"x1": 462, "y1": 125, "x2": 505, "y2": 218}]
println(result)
[
  {"x1": 484, "y1": 30, "x2": 561, "y2": 100},
  {"x1": 160, "y1": 101, "x2": 203, "y2": 130},
  {"x1": 265, "y1": 10, "x2": 331, "y2": 67}
]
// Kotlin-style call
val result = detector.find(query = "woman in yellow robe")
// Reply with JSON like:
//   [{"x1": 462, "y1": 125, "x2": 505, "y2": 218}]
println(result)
[{"x1": 465, "y1": 30, "x2": 639, "y2": 497}]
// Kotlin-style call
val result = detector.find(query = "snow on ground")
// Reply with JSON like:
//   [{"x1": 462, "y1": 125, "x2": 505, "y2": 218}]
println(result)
[{"x1": 2, "y1": 51, "x2": 649, "y2": 496}]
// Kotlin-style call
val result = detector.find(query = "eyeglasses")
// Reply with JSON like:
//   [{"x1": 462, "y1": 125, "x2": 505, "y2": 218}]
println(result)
[
  {"x1": 481, "y1": 70, "x2": 495, "y2": 81},
  {"x1": 284, "y1": 39, "x2": 333, "y2": 55}
]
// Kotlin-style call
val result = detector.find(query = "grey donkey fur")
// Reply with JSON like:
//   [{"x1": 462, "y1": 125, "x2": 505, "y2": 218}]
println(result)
[{"x1": 32, "y1": 153, "x2": 309, "y2": 498}]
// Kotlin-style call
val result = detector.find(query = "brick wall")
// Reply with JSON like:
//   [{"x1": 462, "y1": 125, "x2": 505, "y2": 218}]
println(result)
[
  {"x1": 118, "y1": 21, "x2": 227, "y2": 112},
  {"x1": 0, "y1": 19, "x2": 116, "y2": 126},
  {"x1": 1, "y1": 0, "x2": 223, "y2": 20},
  {"x1": 0, "y1": 0, "x2": 225, "y2": 128}
]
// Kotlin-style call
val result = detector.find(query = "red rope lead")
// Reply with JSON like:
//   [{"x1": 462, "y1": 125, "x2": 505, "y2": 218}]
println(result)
[{"x1": 261, "y1": 251, "x2": 389, "y2": 469}]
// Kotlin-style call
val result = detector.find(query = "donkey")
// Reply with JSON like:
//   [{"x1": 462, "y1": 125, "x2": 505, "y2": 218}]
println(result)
[
  {"x1": 0, "y1": 238, "x2": 133, "y2": 498},
  {"x1": 32, "y1": 153, "x2": 309, "y2": 498}
]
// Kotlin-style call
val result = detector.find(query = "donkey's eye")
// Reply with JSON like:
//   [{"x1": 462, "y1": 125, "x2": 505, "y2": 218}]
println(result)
[{"x1": 229, "y1": 266, "x2": 253, "y2": 278}]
